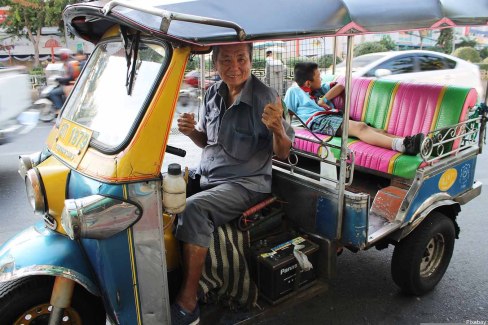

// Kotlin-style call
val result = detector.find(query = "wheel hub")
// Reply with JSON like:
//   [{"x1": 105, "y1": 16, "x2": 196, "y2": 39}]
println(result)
[
  {"x1": 420, "y1": 233, "x2": 445, "y2": 278},
  {"x1": 14, "y1": 303, "x2": 82, "y2": 325}
]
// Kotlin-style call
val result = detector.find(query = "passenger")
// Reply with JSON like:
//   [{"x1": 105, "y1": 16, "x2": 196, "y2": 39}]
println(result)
[
  {"x1": 284, "y1": 62, "x2": 424, "y2": 155},
  {"x1": 174, "y1": 43, "x2": 294, "y2": 324}
]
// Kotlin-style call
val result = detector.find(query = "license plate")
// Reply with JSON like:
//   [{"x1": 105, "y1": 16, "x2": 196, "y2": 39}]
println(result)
[{"x1": 52, "y1": 118, "x2": 93, "y2": 168}]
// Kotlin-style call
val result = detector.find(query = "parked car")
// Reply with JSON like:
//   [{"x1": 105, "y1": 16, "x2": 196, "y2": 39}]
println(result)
[{"x1": 333, "y1": 50, "x2": 484, "y2": 102}]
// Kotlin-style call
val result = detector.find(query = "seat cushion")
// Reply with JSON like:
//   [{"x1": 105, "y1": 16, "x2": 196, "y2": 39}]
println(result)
[
  {"x1": 293, "y1": 129, "x2": 424, "y2": 179},
  {"x1": 333, "y1": 76, "x2": 374, "y2": 121},
  {"x1": 291, "y1": 80, "x2": 477, "y2": 179}
]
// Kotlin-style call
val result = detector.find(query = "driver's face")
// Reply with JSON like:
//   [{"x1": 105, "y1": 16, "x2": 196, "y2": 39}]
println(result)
[{"x1": 215, "y1": 44, "x2": 251, "y2": 89}]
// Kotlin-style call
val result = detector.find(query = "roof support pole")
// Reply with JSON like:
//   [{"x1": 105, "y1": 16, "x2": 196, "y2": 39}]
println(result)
[
  {"x1": 336, "y1": 35, "x2": 354, "y2": 241},
  {"x1": 332, "y1": 36, "x2": 338, "y2": 75}
]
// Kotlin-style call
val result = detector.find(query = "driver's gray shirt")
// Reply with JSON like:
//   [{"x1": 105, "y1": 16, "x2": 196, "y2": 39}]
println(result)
[{"x1": 196, "y1": 75, "x2": 294, "y2": 193}]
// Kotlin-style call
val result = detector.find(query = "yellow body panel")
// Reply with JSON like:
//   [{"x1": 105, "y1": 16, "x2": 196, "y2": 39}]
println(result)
[
  {"x1": 46, "y1": 46, "x2": 191, "y2": 183},
  {"x1": 36, "y1": 156, "x2": 71, "y2": 234},
  {"x1": 163, "y1": 213, "x2": 181, "y2": 271}
]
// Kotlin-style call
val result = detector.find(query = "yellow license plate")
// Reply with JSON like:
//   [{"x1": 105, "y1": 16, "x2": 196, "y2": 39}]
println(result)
[{"x1": 52, "y1": 118, "x2": 93, "y2": 168}]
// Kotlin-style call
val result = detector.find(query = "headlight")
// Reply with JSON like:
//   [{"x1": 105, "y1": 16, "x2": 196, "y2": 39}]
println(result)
[
  {"x1": 25, "y1": 168, "x2": 47, "y2": 215},
  {"x1": 61, "y1": 195, "x2": 142, "y2": 240},
  {"x1": 18, "y1": 152, "x2": 41, "y2": 179}
]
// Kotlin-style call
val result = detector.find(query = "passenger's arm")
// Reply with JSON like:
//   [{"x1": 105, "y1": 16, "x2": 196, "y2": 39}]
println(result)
[
  {"x1": 177, "y1": 113, "x2": 208, "y2": 148},
  {"x1": 323, "y1": 83, "x2": 344, "y2": 101},
  {"x1": 262, "y1": 98, "x2": 292, "y2": 160}
]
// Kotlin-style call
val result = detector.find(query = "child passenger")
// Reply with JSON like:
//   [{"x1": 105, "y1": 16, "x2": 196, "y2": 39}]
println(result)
[{"x1": 284, "y1": 62, "x2": 424, "y2": 155}]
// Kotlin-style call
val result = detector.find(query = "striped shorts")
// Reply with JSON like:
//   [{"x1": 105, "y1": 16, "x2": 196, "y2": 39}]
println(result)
[{"x1": 309, "y1": 114, "x2": 344, "y2": 136}]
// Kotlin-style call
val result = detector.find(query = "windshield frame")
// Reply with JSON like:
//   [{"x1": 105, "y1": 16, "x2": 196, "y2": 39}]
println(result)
[{"x1": 59, "y1": 36, "x2": 172, "y2": 155}]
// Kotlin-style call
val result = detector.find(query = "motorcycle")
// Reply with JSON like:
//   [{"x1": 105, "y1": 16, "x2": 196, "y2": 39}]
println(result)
[
  {"x1": 33, "y1": 63, "x2": 65, "y2": 123},
  {"x1": 0, "y1": 1, "x2": 487, "y2": 324}
]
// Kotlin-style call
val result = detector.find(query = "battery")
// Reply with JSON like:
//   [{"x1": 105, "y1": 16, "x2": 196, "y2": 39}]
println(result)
[{"x1": 251, "y1": 236, "x2": 319, "y2": 304}]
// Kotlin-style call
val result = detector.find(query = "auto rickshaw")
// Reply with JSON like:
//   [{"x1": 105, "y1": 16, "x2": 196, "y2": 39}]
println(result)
[{"x1": 0, "y1": 0, "x2": 487, "y2": 324}]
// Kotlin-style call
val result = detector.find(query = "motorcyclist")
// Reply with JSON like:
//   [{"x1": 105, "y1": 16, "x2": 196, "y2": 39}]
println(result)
[
  {"x1": 63, "y1": 50, "x2": 87, "y2": 98},
  {"x1": 47, "y1": 49, "x2": 81, "y2": 114}
]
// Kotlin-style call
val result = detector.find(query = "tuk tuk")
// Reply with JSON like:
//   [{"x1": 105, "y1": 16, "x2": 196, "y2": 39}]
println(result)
[{"x1": 0, "y1": 0, "x2": 487, "y2": 324}]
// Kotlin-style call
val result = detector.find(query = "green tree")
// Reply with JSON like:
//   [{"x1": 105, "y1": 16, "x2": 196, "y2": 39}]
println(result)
[
  {"x1": 480, "y1": 47, "x2": 488, "y2": 60},
  {"x1": 379, "y1": 35, "x2": 396, "y2": 51},
  {"x1": 452, "y1": 47, "x2": 481, "y2": 63},
  {"x1": 354, "y1": 42, "x2": 387, "y2": 57},
  {"x1": 435, "y1": 28, "x2": 454, "y2": 54},
  {"x1": 456, "y1": 36, "x2": 477, "y2": 49},
  {"x1": 0, "y1": 0, "x2": 76, "y2": 67}
]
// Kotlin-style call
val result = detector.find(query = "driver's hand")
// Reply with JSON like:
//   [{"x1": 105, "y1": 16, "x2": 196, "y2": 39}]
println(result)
[
  {"x1": 177, "y1": 113, "x2": 197, "y2": 136},
  {"x1": 262, "y1": 97, "x2": 284, "y2": 134}
]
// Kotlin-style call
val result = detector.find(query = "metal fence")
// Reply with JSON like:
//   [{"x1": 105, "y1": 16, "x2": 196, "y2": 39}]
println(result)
[{"x1": 184, "y1": 38, "x2": 335, "y2": 98}]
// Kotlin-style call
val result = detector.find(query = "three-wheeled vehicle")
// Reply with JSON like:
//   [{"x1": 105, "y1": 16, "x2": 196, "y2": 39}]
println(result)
[{"x1": 0, "y1": 0, "x2": 487, "y2": 324}]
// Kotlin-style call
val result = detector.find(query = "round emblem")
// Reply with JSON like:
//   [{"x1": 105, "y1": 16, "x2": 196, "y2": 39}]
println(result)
[{"x1": 438, "y1": 168, "x2": 457, "y2": 191}]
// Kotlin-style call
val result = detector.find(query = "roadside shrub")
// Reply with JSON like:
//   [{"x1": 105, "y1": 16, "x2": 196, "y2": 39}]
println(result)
[
  {"x1": 452, "y1": 47, "x2": 481, "y2": 63},
  {"x1": 252, "y1": 58, "x2": 266, "y2": 70},
  {"x1": 354, "y1": 42, "x2": 387, "y2": 57},
  {"x1": 285, "y1": 55, "x2": 342, "y2": 70},
  {"x1": 318, "y1": 55, "x2": 343, "y2": 70},
  {"x1": 30, "y1": 66, "x2": 44, "y2": 75},
  {"x1": 480, "y1": 47, "x2": 488, "y2": 60}
]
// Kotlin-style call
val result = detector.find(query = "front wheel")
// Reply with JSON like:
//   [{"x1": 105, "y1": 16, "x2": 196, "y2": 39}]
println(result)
[
  {"x1": 0, "y1": 276, "x2": 106, "y2": 325},
  {"x1": 391, "y1": 212, "x2": 455, "y2": 295},
  {"x1": 36, "y1": 102, "x2": 56, "y2": 123}
]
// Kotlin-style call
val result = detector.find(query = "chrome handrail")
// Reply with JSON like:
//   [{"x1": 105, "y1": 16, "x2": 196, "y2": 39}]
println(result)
[
  {"x1": 420, "y1": 116, "x2": 482, "y2": 163},
  {"x1": 272, "y1": 143, "x2": 355, "y2": 187},
  {"x1": 102, "y1": 0, "x2": 247, "y2": 41}
]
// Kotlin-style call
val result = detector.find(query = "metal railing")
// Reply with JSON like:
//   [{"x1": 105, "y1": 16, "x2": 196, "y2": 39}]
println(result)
[{"x1": 420, "y1": 113, "x2": 485, "y2": 163}]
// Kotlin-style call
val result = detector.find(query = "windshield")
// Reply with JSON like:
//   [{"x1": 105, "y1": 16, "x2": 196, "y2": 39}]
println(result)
[
  {"x1": 62, "y1": 40, "x2": 168, "y2": 148},
  {"x1": 337, "y1": 53, "x2": 388, "y2": 69}
]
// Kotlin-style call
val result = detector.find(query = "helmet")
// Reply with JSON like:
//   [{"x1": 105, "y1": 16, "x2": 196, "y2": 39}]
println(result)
[{"x1": 58, "y1": 48, "x2": 72, "y2": 61}]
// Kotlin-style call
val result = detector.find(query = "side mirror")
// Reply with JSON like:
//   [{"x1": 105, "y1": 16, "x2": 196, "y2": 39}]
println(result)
[{"x1": 375, "y1": 69, "x2": 392, "y2": 78}]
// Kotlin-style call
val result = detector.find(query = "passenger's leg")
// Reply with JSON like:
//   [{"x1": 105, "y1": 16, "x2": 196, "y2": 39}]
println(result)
[
  {"x1": 346, "y1": 120, "x2": 424, "y2": 155},
  {"x1": 348, "y1": 120, "x2": 395, "y2": 149}
]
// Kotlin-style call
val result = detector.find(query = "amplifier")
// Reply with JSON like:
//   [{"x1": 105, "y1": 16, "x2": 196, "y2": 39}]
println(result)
[{"x1": 250, "y1": 235, "x2": 319, "y2": 304}]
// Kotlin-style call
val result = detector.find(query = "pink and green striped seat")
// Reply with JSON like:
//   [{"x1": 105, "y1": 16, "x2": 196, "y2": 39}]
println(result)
[{"x1": 293, "y1": 78, "x2": 478, "y2": 179}]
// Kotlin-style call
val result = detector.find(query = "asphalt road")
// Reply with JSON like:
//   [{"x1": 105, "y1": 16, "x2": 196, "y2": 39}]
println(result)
[{"x1": 1, "y1": 122, "x2": 487, "y2": 325}]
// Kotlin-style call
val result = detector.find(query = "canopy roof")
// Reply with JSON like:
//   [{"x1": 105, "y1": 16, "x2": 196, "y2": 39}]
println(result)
[{"x1": 64, "y1": 0, "x2": 488, "y2": 45}]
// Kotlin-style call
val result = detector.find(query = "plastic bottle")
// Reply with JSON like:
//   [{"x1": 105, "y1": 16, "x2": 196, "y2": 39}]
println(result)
[{"x1": 162, "y1": 163, "x2": 186, "y2": 214}]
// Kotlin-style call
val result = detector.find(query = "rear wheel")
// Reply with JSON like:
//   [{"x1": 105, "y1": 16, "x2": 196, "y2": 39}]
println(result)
[
  {"x1": 391, "y1": 212, "x2": 455, "y2": 295},
  {"x1": 0, "y1": 276, "x2": 105, "y2": 325}
]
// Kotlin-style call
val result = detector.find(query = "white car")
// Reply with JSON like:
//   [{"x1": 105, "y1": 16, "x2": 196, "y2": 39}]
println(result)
[
  {"x1": 333, "y1": 50, "x2": 484, "y2": 102},
  {"x1": 0, "y1": 66, "x2": 37, "y2": 142}
]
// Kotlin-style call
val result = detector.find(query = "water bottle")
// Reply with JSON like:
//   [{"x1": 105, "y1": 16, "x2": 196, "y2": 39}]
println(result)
[{"x1": 162, "y1": 163, "x2": 186, "y2": 214}]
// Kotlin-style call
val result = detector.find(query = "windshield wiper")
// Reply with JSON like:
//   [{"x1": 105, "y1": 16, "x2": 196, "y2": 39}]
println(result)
[{"x1": 120, "y1": 27, "x2": 141, "y2": 95}]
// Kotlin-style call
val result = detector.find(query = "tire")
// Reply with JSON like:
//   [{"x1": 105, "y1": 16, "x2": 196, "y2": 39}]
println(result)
[
  {"x1": 0, "y1": 276, "x2": 106, "y2": 325},
  {"x1": 391, "y1": 212, "x2": 455, "y2": 295},
  {"x1": 36, "y1": 102, "x2": 56, "y2": 123},
  {"x1": 39, "y1": 109, "x2": 56, "y2": 123}
]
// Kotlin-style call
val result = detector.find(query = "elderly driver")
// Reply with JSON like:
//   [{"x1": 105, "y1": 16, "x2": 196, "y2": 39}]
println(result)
[{"x1": 173, "y1": 42, "x2": 294, "y2": 325}]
